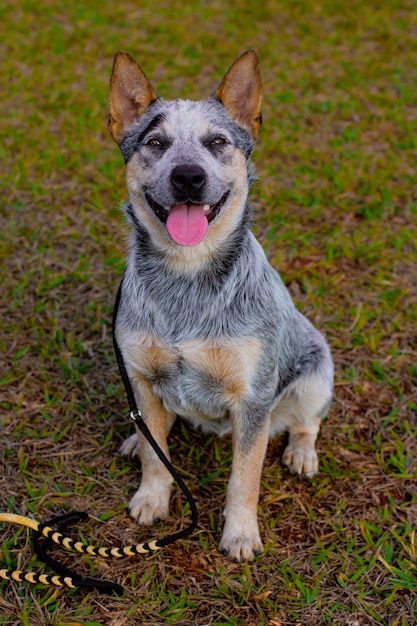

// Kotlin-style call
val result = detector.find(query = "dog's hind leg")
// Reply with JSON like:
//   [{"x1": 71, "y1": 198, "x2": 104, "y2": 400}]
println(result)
[
  {"x1": 119, "y1": 432, "x2": 140, "y2": 457},
  {"x1": 282, "y1": 416, "x2": 321, "y2": 477},
  {"x1": 125, "y1": 379, "x2": 176, "y2": 526},
  {"x1": 271, "y1": 365, "x2": 333, "y2": 478}
]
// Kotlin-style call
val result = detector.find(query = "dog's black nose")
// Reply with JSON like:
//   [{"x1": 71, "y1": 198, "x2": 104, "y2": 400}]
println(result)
[{"x1": 171, "y1": 164, "x2": 206, "y2": 198}]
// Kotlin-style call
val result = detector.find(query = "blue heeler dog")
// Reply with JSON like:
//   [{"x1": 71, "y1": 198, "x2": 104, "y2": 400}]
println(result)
[{"x1": 108, "y1": 50, "x2": 333, "y2": 562}]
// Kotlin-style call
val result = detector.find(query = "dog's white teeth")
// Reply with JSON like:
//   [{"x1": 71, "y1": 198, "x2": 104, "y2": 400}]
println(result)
[{"x1": 203, "y1": 204, "x2": 211, "y2": 215}]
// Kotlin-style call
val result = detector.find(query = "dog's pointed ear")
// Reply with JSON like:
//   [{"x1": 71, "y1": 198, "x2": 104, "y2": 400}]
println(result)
[
  {"x1": 215, "y1": 50, "x2": 262, "y2": 140},
  {"x1": 109, "y1": 51, "x2": 157, "y2": 144}
]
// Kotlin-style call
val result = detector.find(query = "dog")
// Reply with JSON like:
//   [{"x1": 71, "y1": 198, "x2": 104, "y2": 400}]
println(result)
[{"x1": 108, "y1": 50, "x2": 333, "y2": 562}]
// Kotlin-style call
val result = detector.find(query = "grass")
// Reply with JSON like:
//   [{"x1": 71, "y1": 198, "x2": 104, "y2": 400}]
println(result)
[{"x1": 1, "y1": 0, "x2": 417, "y2": 624}]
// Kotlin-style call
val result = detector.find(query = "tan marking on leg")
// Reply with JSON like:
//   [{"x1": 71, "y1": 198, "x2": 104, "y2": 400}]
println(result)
[
  {"x1": 129, "y1": 376, "x2": 176, "y2": 525},
  {"x1": 116, "y1": 329, "x2": 178, "y2": 525},
  {"x1": 219, "y1": 416, "x2": 270, "y2": 561}
]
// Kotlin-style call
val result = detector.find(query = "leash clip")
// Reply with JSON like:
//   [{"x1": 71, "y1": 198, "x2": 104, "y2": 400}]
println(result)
[{"x1": 129, "y1": 409, "x2": 143, "y2": 423}]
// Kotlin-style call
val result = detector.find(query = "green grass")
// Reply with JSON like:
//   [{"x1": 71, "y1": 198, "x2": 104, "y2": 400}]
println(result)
[{"x1": 1, "y1": 0, "x2": 417, "y2": 624}]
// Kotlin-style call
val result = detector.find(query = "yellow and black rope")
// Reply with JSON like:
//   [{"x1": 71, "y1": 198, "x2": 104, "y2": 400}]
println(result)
[
  {"x1": 40, "y1": 520, "x2": 161, "y2": 558},
  {"x1": 0, "y1": 510, "x2": 163, "y2": 594},
  {"x1": 0, "y1": 512, "x2": 160, "y2": 557},
  {"x1": 0, "y1": 567, "x2": 75, "y2": 589},
  {"x1": 0, "y1": 513, "x2": 76, "y2": 589}
]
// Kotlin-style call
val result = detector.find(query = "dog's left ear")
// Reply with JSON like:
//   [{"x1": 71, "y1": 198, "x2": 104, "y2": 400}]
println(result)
[
  {"x1": 215, "y1": 50, "x2": 262, "y2": 139},
  {"x1": 109, "y1": 51, "x2": 157, "y2": 144}
]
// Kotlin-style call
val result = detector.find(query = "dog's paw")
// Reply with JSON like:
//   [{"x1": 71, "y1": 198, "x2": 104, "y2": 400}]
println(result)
[
  {"x1": 120, "y1": 433, "x2": 140, "y2": 458},
  {"x1": 128, "y1": 482, "x2": 171, "y2": 526},
  {"x1": 218, "y1": 518, "x2": 263, "y2": 562},
  {"x1": 282, "y1": 442, "x2": 318, "y2": 477}
]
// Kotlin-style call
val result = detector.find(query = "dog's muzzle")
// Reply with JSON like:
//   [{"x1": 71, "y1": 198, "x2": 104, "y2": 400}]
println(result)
[
  {"x1": 170, "y1": 164, "x2": 206, "y2": 200},
  {"x1": 145, "y1": 188, "x2": 230, "y2": 247}
]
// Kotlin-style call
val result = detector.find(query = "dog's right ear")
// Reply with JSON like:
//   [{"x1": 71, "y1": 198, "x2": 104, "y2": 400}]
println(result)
[{"x1": 109, "y1": 52, "x2": 157, "y2": 144}]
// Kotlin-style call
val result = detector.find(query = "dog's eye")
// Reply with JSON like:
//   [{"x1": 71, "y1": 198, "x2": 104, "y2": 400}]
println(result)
[
  {"x1": 146, "y1": 138, "x2": 162, "y2": 148},
  {"x1": 211, "y1": 137, "x2": 227, "y2": 146}
]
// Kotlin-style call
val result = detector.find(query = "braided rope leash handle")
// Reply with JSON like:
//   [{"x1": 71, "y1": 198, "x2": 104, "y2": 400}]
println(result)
[
  {"x1": 0, "y1": 511, "x2": 164, "y2": 593},
  {"x1": 0, "y1": 512, "x2": 161, "y2": 558},
  {"x1": 32, "y1": 512, "x2": 124, "y2": 595},
  {"x1": 0, "y1": 567, "x2": 76, "y2": 589},
  {"x1": 0, "y1": 512, "x2": 127, "y2": 594},
  {"x1": 37, "y1": 520, "x2": 161, "y2": 557},
  {"x1": 0, "y1": 513, "x2": 76, "y2": 590}
]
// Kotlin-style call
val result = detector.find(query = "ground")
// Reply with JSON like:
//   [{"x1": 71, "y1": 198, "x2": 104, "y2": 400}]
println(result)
[{"x1": 1, "y1": 1, "x2": 417, "y2": 625}]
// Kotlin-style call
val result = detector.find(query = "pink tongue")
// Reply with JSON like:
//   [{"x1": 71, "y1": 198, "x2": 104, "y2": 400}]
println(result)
[{"x1": 166, "y1": 203, "x2": 209, "y2": 246}]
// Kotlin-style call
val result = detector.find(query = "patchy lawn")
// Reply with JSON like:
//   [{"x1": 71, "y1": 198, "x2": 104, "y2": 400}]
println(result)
[{"x1": 1, "y1": 0, "x2": 416, "y2": 624}]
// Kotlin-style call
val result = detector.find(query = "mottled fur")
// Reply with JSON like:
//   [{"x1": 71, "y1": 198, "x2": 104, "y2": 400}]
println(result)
[{"x1": 109, "y1": 50, "x2": 333, "y2": 561}]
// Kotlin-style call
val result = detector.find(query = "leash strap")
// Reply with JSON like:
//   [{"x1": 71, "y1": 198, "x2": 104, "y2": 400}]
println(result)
[{"x1": 112, "y1": 275, "x2": 198, "y2": 547}]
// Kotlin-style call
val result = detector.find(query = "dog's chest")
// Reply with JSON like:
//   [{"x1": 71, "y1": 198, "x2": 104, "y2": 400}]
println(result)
[{"x1": 122, "y1": 333, "x2": 262, "y2": 421}]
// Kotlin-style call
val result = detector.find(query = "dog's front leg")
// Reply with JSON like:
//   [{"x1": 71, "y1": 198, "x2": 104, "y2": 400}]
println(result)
[
  {"x1": 127, "y1": 378, "x2": 176, "y2": 526},
  {"x1": 219, "y1": 411, "x2": 270, "y2": 562}
]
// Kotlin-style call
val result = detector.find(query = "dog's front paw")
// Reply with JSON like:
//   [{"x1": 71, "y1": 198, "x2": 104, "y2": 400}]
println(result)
[
  {"x1": 282, "y1": 443, "x2": 318, "y2": 477},
  {"x1": 128, "y1": 482, "x2": 171, "y2": 526},
  {"x1": 218, "y1": 517, "x2": 263, "y2": 562},
  {"x1": 120, "y1": 433, "x2": 140, "y2": 457}
]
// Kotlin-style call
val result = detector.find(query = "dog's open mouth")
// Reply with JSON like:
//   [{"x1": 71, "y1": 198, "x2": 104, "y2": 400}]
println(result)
[{"x1": 145, "y1": 192, "x2": 230, "y2": 246}]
